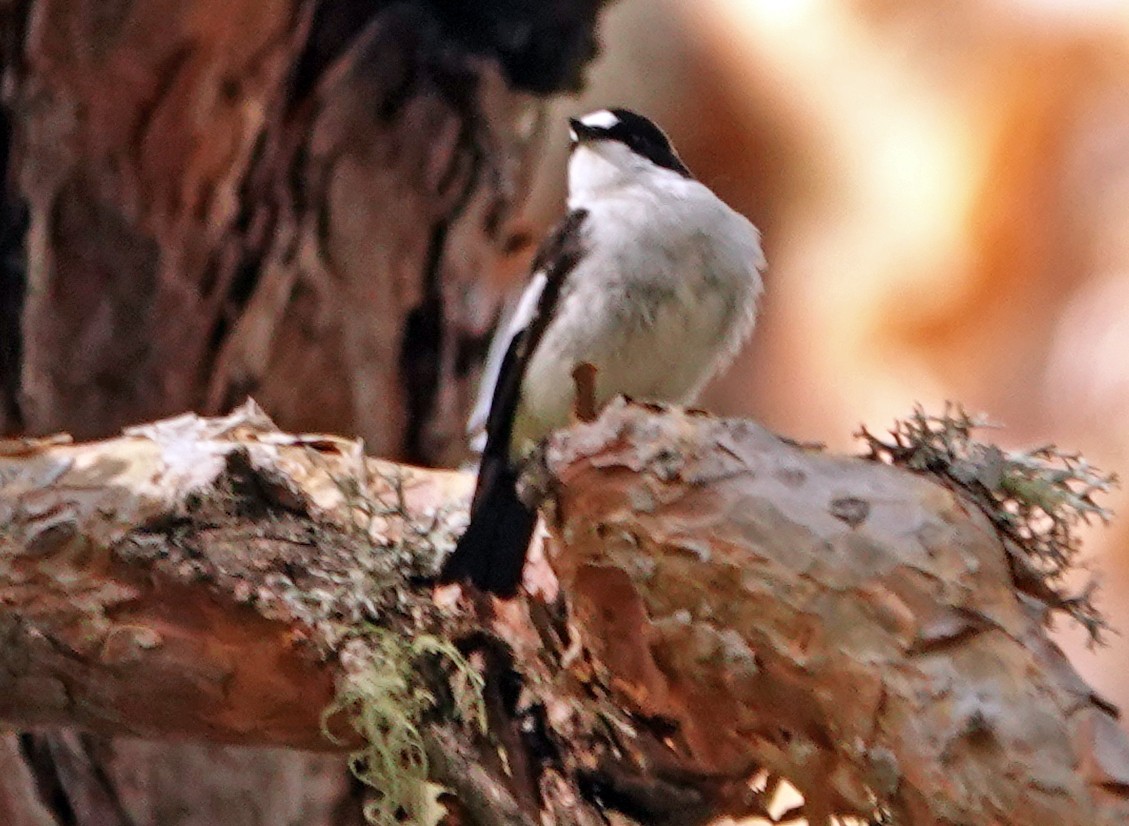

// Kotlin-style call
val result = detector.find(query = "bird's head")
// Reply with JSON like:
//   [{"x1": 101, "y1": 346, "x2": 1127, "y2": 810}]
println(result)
[{"x1": 567, "y1": 109, "x2": 691, "y2": 201}]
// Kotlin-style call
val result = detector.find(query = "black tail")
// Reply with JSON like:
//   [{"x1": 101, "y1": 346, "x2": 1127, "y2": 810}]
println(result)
[{"x1": 438, "y1": 458, "x2": 537, "y2": 597}]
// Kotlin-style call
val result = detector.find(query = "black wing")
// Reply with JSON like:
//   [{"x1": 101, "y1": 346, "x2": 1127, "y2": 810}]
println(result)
[{"x1": 438, "y1": 208, "x2": 589, "y2": 595}]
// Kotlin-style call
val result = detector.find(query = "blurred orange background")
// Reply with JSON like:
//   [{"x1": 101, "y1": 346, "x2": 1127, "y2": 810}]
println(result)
[{"x1": 519, "y1": 0, "x2": 1129, "y2": 723}]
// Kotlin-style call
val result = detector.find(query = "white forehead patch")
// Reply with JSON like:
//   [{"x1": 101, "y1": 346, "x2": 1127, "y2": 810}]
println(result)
[{"x1": 579, "y1": 109, "x2": 620, "y2": 129}]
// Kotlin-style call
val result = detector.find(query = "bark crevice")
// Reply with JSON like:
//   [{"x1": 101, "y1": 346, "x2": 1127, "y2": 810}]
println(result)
[{"x1": 2, "y1": 403, "x2": 1126, "y2": 825}]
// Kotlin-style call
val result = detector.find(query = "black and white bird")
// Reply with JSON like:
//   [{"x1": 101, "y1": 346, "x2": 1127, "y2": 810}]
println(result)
[{"x1": 439, "y1": 108, "x2": 766, "y2": 596}]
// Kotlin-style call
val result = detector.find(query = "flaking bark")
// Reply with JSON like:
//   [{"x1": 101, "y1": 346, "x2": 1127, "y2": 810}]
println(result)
[
  {"x1": 0, "y1": 2, "x2": 612, "y2": 820},
  {"x1": 2, "y1": 401, "x2": 1127, "y2": 824},
  {"x1": 544, "y1": 401, "x2": 1129, "y2": 825}
]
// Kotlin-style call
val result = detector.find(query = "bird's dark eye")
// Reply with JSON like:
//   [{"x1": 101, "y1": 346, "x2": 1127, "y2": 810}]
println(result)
[{"x1": 569, "y1": 109, "x2": 691, "y2": 176}]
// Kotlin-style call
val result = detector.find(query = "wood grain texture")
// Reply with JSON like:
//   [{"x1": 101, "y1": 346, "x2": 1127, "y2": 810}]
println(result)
[
  {"x1": 0, "y1": 1, "x2": 614, "y2": 822},
  {"x1": 1, "y1": 0, "x2": 608, "y2": 463},
  {"x1": 0, "y1": 405, "x2": 727, "y2": 825},
  {"x1": 4, "y1": 403, "x2": 1127, "y2": 824},
  {"x1": 544, "y1": 401, "x2": 1129, "y2": 825}
]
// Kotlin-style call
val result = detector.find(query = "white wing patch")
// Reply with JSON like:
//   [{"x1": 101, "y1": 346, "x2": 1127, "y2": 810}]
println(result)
[{"x1": 466, "y1": 272, "x2": 548, "y2": 450}]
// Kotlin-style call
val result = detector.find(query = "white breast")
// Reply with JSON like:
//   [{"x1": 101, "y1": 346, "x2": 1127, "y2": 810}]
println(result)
[{"x1": 512, "y1": 166, "x2": 764, "y2": 454}]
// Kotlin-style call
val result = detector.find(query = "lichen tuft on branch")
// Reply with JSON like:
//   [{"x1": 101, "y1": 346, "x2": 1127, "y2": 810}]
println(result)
[{"x1": 857, "y1": 402, "x2": 1117, "y2": 642}]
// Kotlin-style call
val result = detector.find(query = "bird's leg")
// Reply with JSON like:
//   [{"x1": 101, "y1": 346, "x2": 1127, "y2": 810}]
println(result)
[{"x1": 571, "y1": 361, "x2": 599, "y2": 423}]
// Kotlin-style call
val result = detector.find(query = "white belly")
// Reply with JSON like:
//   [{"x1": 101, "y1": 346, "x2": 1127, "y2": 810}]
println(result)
[
  {"x1": 506, "y1": 176, "x2": 764, "y2": 458},
  {"x1": 512, "y1": 267, "x2": 748, "y2": 455}
]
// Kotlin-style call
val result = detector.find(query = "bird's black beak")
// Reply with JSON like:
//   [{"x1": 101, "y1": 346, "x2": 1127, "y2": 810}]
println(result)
[{"x1": 568, "y1": 118, "x2": 602, "y2": 144}]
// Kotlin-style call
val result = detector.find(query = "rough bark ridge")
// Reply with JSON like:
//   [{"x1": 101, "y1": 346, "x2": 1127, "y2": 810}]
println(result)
[
  {"x1": 0, "y1": 0, "x2": 604, "y2": 459},
  {"x1": 0, "y1": 403, "x2": 758, "y2": 825},
  {"x1": 2, "y1": 402, "x2": 1128, "y2": 825},
  {"x1": 544, "y1": 403, "x2": 1129, "y2": 825},
  {"x1": 0, "y1": 1, "x2": 610, "y2": 823}
]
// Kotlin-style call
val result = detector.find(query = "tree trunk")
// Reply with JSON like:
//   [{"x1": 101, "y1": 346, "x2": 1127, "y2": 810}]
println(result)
[{"x1": 0, "y1": 1, "x2": 608, "y2": 822}]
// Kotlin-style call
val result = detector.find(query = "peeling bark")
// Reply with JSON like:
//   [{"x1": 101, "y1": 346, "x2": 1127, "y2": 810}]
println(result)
[
  {"x1": 0, "y1": 403, "x2": 459, "y2": 747},
  {"x1": 0, "y1": 0, "x2": 607, "y2": 461},
  {"x1": 543, "y1": 401, "x2": 1129, "y2": 825},
  {"x1": 2, "y1": 3, "x2": 1119, "y2": 825},
  {"x1": 0, "y1": 1, "x2": 613, "y2": 821},
  {"x1": 0, "y1": 403, "x2": 745, "y2": 825},
  {"x1": 2, "y1": 403, "x2": 1127, "y2": 824}
]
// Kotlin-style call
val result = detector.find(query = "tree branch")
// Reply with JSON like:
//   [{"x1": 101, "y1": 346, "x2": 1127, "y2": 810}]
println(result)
[
  {"x1": 2, "y1": 399, "x2": 1128, "y2": 824},
  {"x1": 0, "y1": 400, "x2": 438, "y2": 748},
  {"x1": 541, "y1": 401, "x2": 1129, "y2": 825}
]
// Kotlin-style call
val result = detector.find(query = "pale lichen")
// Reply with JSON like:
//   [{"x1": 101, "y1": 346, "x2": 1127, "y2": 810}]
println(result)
[
  {"x1": 307, "y1": 461, "x2": 480, "y2": 826},
  {"x1": 323, "y1": 631, "x2": 485, "y2": 826},
  {"x1": 858, "y1": 403, "x2": 1117, "y2": 642}
]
